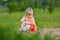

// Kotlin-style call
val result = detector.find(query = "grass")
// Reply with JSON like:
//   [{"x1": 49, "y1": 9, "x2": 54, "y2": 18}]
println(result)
[
  {"x1": 0, "y1": 8, "x2": 60, "y2": 29},
  {"x1": 0, "y1": 26, "x2": 41, "y2": 40},
  {"x1": 0, "y1": 26, "x2": 60, "y2": 40},
  {"x1": 34, "y1": 8, "x2": 60, "y2": 28},
  {"x1": 0, "y1": 8, "x2": 60, "y2": 40},
  {"x1": 0, "y1": 8, "x2": 60, "y2": 35},
  {"x1": 44, "y1": 33, "x2": 60, "y2": 40}
]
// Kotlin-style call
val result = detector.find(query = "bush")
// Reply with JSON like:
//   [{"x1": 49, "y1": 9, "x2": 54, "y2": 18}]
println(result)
[
  {"x1": 8, "y1": 1, "x2": 19, "y2": 13},
  {"x1": 48, "y1": 0, "x2": 54, "y2": 13},
  {"x1": 7, "y1": 0, "x2": 35, "y2": 13}
]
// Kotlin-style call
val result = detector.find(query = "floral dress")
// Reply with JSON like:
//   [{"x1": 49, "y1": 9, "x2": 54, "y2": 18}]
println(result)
[{"x1": 18, "y1": 17, "x2": 36, "y2": 32}]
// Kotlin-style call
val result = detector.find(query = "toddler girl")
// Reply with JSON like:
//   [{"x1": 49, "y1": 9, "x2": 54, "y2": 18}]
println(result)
[{"x1": 18, "y1": 7, "x2": 37, "y2": 32}]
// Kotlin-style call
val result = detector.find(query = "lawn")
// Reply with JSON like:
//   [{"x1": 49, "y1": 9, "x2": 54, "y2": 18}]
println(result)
[
  {"x1": 0, "y1": 8, "x2": 60, "y2": 40},
  {"x1": 0, "y1": 8, "x2": 60, "y2": 31}
]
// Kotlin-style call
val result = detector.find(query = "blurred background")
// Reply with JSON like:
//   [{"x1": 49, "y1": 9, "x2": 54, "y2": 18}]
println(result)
[{"x1": 0, "y1": 0, "x2": 60, "y2": 12}]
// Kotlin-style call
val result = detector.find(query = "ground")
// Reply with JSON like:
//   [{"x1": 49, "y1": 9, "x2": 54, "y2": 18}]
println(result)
[{"x1": 40, "y1": 28, "x2": 60, "y2": 36}]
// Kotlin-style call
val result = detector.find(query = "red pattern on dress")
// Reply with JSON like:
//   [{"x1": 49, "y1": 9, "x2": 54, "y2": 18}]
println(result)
[{"x1": 27, "y1": 17, "x2": 36, "y2": 32}]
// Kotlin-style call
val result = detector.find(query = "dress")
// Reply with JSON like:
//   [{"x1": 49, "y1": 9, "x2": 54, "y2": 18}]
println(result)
[
  {"x1": 28, "y1": 17, "x2": 36, "y2": 32},
  {"x1": 18, "y1": 17, "x2": 36, "y2": 32}
]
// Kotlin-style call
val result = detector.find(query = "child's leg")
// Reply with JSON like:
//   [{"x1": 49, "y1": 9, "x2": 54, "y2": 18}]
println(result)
[
  {"x1": 26, "y1": 25, "x2": 30, "y2": 30},
  {"x1": 18, "y1": 23, "x2": 25, "y2": 31},
  {"x1": 18, "y1": 27, "x2": 23, "y2": 31}
]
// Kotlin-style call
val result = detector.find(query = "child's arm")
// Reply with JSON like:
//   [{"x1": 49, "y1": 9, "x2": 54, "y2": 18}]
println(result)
[
  {"x1": 21, "y1": 17, "x2": 30, "y2": 24},
  {"x1": 21, "y1": 17, "x2": 26, "y2": 23}
]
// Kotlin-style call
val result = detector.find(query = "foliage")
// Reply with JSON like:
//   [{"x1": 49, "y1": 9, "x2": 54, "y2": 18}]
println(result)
[
  {"x1": 44, "y1": 33, "x2": 60, "y2": 40},
  {"x1": 8, "y1": 0, "x2": 35, "y2": 13},
  {"x1": 0, "y1": 26, "x2": 60, "y2": 40},
  {"x1": 8, "y1": 1, "x2": 18, "y2": 13},
  {"x1": 0, "y1": 26, "x2": 41, "y2": 40},
  {"x1": 48, "y1": 0, "x2": 55, "y2": 13}
]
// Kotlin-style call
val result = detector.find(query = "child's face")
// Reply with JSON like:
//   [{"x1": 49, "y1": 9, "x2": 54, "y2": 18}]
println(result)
[{"x1": 26, "y1": 11, "x2": 32, "y2": 17}]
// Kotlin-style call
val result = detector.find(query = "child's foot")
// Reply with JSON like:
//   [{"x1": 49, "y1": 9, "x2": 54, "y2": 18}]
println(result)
[{"x1": 24, "y1": 31, "x2": 27, "y2": 32}]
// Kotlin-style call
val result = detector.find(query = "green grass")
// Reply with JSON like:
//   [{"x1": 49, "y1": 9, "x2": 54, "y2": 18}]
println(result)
[
  {"x1": 0, "y1": 8, "x2": 60, "y2": 40},
  {"x1": 0, "y1": 26, "x2": 60, "y2": 40},
  {"x1": 44, "y1": 33, "x2": 60, "y2": 40},
  {"x1": 34, "y1": 8, "x2": 60, "y2": 28},
  {"x1": 0, "y1": 26, "x2": 41, "y2": 40},
  {"x1": 0, "y1": 8, "x2": 60, "y2": 31}
]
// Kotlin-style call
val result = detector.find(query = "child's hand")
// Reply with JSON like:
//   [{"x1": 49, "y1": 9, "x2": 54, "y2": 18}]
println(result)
[
  {"x1": 25, "y1": 21, "x2": 31, "y2": 24},
  {"x1": 24, "y1": 19, "x2": 27, "y2": 21}
]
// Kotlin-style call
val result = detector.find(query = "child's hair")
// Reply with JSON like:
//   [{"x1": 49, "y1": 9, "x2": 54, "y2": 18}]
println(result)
[{"x1": 25, "y1": 7, "x2": 33, "y2": 17}]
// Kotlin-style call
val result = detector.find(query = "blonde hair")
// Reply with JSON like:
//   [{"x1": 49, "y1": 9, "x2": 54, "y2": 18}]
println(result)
[{"x1": 25, "y1": 7, "x2": 33, "y2": 17}]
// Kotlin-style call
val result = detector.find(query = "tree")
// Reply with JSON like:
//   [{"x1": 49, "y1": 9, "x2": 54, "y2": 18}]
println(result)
[
  {"x1": 8, "y1": 1, "x2": 18, "y2": 13},
  {"x1": 48, "y1": 0, "x2": 55, "y2": 13}
]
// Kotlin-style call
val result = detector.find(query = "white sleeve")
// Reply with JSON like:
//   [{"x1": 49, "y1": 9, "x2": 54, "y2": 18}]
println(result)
[
  {"x1": 21, "y1": 17, "x2": 25, "y2": 23},
  {"x1": 20, "y1": 17, "x2": 30, "y2": 24}
]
